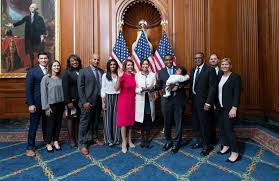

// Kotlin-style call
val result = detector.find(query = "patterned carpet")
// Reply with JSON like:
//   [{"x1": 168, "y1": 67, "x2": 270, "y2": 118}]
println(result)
[{"x1": 0, "y1": 138, "x2": 278, "y2": 181}]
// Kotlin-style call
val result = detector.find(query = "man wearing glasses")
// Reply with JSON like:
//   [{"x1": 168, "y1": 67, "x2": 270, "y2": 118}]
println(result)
[{"x1": 189, "y1": 52, "x2": 217, "y2": 156}]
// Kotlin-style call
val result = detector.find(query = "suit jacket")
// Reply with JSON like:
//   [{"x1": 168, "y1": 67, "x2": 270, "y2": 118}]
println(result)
[
  {"x1": 217, "y1": 73, "x2": 241, "y2": 111},
  {"x1": 13, "y1": 12, "x2": 46, "y2": 52},
  {"x1": 190, "y1": 64, "x2": 217, "y2": 107},
  {"x1": 62, "y1": 69, "x2": 79, "y2": 103},
  {"x1": 156, "y1": 66, "x2": 187, "y2": 104},
  {"x1": 214, "y1": 68, "x2": 223, "y2": 105},
  {"x1": 77, "y1": 66, "x2": 104, "y2": 107},
  {"x1": 26, "y1": 66, "x2": 45, "y2": 107}
]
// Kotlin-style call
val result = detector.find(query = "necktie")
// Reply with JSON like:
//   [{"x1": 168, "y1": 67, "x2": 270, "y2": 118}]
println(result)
[
  {"x1": 167, "y1": 68, "x2": 176, "y2": 96},
  {"x1": 95, "y1": 69, "x2": 101, "y2": 94},
  {"x1": 194, "y1": 67, "x2": 200, "y2": 93},
  {"x1": 43, "y1": 68, "x2": 47, "y2": 75},
  {"x1": 168, "y1": 68, "x2": 172, "y2": 76}
]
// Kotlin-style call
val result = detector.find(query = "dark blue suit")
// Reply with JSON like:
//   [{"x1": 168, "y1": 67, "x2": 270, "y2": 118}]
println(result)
[{"x1": 26, "y1": 65, "x2": 47, "y2": 150}]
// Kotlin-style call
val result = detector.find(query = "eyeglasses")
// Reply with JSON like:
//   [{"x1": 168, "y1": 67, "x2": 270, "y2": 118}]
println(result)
[{"x1": 194, "y1": 57, "x2": 203, "y2": 60}]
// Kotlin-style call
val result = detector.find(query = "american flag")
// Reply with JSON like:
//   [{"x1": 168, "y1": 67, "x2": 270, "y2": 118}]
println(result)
[
  {"x1": 111, "y1": 31, "x2": 130, "y2": 68},
  {"x1": 153, "y1": 31, "x2": 176, "y2": 71},
  {"x1": 131, "y1": 31, "x2": 156, "y2": 72}
]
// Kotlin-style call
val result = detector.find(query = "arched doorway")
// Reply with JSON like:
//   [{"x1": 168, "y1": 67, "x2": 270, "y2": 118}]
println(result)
[{"x1": 116, "y1": 0, "x2": 166, "y2": 53}]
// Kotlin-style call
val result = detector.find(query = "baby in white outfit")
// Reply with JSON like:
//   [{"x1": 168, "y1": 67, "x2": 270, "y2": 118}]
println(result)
[{"x1": 164, "y1": 67, "x2": 190, "y2": 97}]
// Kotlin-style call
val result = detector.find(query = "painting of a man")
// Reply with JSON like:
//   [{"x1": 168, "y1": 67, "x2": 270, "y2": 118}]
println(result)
[
  {"x1": 1, "y1": 0, "x2": 56, "y2": 76},
  {"x1": 6, "y1": 3, "x2": 46, "y2": 67}
]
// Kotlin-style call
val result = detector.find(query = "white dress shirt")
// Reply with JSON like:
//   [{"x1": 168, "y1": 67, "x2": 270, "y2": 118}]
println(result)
[
  {"x1": 215, "y1": 66, "x2": 219, "y2": 75},
  {"x1": 39, "y1": 64, "x2": 47, "y2": 75},
  {"x1": 101, "y1": 73, "x2": 120, "y2": 98},
  {"x1": 218, "y1": 74, "x2": 231, "y2": 107}
]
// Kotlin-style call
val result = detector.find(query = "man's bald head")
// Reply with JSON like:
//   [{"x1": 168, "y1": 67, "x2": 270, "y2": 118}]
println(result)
[{"x1": 90, "y1": 53, "x2": 100, "y2": 67}]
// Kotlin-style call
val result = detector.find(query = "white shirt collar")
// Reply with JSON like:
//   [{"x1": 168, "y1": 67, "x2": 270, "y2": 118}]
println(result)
[
  {"x1": 39, "y1": 64, "x2": 47, "y2": 72},
  {"x1": 197, "y1": 63, "x2": 204, "y2": 70},
  {"x1": 215, "y1": 66, "x2": 219, "y2": 74}
]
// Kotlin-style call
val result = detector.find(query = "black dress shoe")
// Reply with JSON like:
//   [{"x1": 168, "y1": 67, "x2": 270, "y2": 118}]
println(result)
[
  {"x1": 226, "y1": 155, "x2": 242, "y2": 163},
  {"x1": 171, "y1": 145, "x2": 179, "y2": 153},
  {"x1": 191, "y1": 143, "x2": 202, "y2": 149},
  {"x1": 200, "y1": 148, "x2": 212, "y2": 156},
  {"x1": 217, "y1": 148, "x2": 230, "y2": 155},
  {"x1": 140, "y1": 141, "x2": 145, "y2": 148},
  {"x1": 145, "y1": 140, "x2": 150, "y2": 148},
  {"x1": 162, "y1": 143, "x2": 173, "y2": 151}
]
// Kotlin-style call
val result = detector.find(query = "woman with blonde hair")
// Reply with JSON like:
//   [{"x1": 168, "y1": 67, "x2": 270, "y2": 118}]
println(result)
[{"x1": 217, "y1": 58, "x2": 241, "y2": 163}]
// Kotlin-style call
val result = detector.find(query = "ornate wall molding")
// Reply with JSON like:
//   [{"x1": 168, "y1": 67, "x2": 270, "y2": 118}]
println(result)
[{"x1": 115, "y1": 0, "x2": 168, "y2": 33}]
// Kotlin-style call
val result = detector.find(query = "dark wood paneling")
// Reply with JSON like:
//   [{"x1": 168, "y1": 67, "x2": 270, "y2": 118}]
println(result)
[
  {"x1": 269, "y1": 0, "x2": 279, "y2": 118},
  {"x1": 0, "y1": 82, "x2": 27, "y2": 118},
  {"x1": 61, "y1": 0, "x2": 74, "y2": 69}
]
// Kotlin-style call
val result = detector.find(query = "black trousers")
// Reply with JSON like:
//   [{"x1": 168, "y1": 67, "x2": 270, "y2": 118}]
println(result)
[
  {"x1": 218, "y1": 108, "x2": 239, "y2": 153},
  {"x1": 191, "y1": 95, "x2": 211, "y2": 148},
  {"x1": 161, "y1": 96, "x2": 185, "y2": 146},
  {"x1": 208, "y1": 108, "x2": 217, "y2": 145},
  {"x1": 79, "y1": 97, "x2": 102, "y2": 147},
  {"x1": 27, "y1": 108, "x2": 47, "y2": 150},
  {"x1": 140, "y1": 114, "x2": 152, "y2": 135},
  {"x1": 46, "y1": 102, "x2": 64, "y2": 144}
]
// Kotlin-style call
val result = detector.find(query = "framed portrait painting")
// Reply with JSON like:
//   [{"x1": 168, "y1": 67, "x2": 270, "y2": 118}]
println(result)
[{"x1": 0, "y1": 0, "x2": 60, "y2": 78}]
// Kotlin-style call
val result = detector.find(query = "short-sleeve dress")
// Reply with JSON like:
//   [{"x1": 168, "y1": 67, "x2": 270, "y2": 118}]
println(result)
[{"x1": 117, "y1": 72, "x2": 136, "y2": 127}]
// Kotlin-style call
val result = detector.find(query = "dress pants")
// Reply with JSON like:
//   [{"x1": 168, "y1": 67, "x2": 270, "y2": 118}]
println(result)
[
  {"x1": 161, "y1": 95, "x2": 185, "y2": 146},
  {"x1": 218, "y1": 108, "x2": 239, "y2": 153},
  {"x1": 45, "y1": 102, "x2": 65, "y2": 144},
  {"x1": 27, "y1": 108, "x2": 47, "y2": 150},
  {"x1": 79, "y1": 97, "x2": 102, "y2": 148},
  {"x1": 103, "y1": 94, "x2": 120, "y2": 145},
  {"x1": 141, "y1": 114, "x2": 152, "y2": 135},
  {"x1": 191, "y1": 95, "x2": 211, "y2": 149},
  {"x1": 208, "y1": 108, "x2": 217, "y2": 145}
]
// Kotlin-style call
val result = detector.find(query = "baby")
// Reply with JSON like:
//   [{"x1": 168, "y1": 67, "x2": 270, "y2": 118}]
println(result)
[{"x1": 164, "y1": 66, "x2": 190, "y2": 97}]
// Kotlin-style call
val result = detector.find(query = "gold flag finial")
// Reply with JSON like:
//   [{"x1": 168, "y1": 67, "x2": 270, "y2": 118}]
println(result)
[
  {"x1": 118, "y1": 20, "x2": 124, "y2": 31},
  {"x1": 161, "y1": 19, "x2": 168, "y2": 31}
]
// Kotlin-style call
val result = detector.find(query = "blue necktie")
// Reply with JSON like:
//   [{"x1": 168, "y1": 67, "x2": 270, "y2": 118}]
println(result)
[
  {"x1": 167, "y1": 68, "x2": 176, "y2": 96},
  {"x1": 168, "y1": 68, "x2": 172, "y2": 75}
]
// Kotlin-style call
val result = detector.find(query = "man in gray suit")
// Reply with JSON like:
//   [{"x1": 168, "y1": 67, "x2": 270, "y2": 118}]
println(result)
[{"x1": 78, "y1": 53, "x2": 104, "y2": 155}]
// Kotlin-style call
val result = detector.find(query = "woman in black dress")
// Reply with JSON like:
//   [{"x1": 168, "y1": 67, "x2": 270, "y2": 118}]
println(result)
[{"x1": 62, "y1": 54, "x2": 82, "y2": 147}]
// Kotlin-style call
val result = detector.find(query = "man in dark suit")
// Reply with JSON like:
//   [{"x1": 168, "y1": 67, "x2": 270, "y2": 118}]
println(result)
[
  {"x1": 208, "y1": 53, "x2": 222, "y2": 145},
  {"x1": 25, "y1": 52, "x2": 48, "y2": 157},
  {"x1": 156, "y1": 54, "x2": 187, "y2": 153},
  {"x1": 78, "y1": 53, "x2": 104, "y2": 155},
  {"x1": 7, "y1": 3, "x2": 46, "y2": 67},
  {"x1": 189, "y1": 52, "x2": 217, "y2": 156}
]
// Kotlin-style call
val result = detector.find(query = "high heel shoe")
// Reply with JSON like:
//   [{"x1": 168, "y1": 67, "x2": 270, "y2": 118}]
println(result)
[
  {"x1": 46, "y1": 145, "x2": 53, "y2": 153},
  {"x1": 129, "y1": 142, "x2": 135, "y2": 148},
  {"x1": 226, "y1": 155, "x2": 242, "y2": 163},
  {"x1": 121, "y1": 143, "x2": 127, "y2": 153},
  {"x1": 53, "y1": 142, "x2": 62, "y2": 151},
  {"x1": 217, "y1": 148, "x2": 230, "y2": 155}
]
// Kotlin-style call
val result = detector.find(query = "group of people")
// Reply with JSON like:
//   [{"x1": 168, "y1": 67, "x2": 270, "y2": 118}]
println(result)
[{"x1": 25, "y1": 51, "x2": 241, "y2": 163}]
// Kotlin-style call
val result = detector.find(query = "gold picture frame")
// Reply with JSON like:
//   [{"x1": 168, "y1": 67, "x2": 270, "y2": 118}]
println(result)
[{"x1": 0, "y1": 0, "x2": 60, "y2": 78}]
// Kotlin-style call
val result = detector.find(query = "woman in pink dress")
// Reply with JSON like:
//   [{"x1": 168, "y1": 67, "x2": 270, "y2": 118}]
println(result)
[{"x1": 115, "y1": 59, "x2": 136, "y2": 153}]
